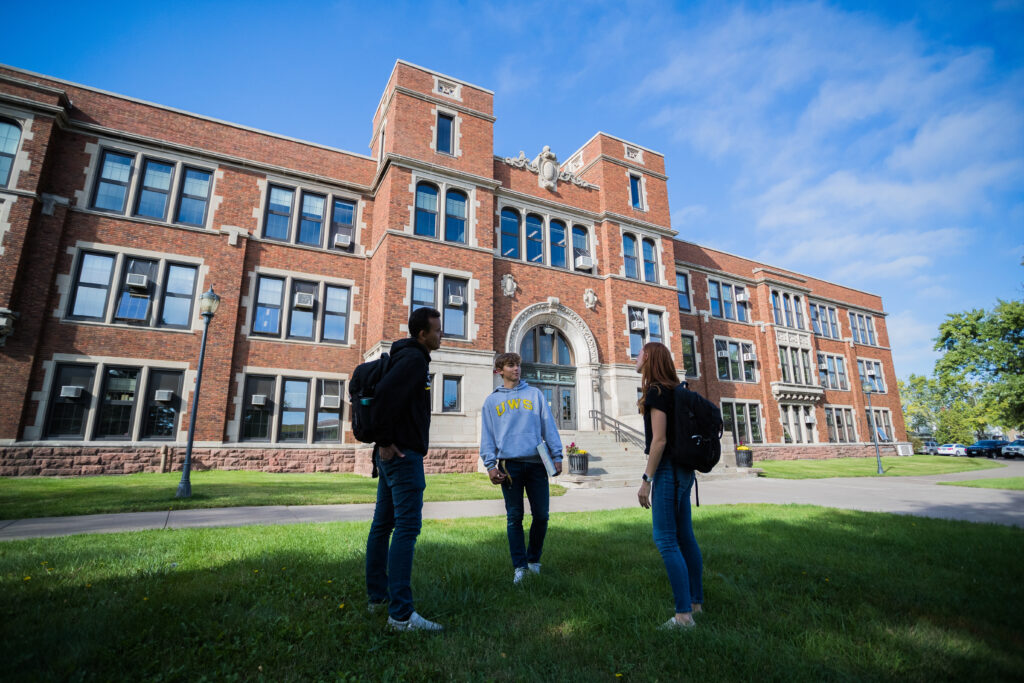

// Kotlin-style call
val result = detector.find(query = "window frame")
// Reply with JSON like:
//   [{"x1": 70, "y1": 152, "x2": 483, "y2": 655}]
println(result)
[
  {"x1": 444, "y1": 189, "x2": 468, "y2": 244},
  {"x1": 629, "y1": 173, "x2": 644, "y2": 210},
  {"x1": 622, "y1": 233, "x2": 639, "y2": 279},
  {"x1": 132, "y1": 157, "x2": 176, "y2": 221},
  {"x1": 297, "y1": 191, "x2": 327, "y2": 247},
  {"x1": 857, "y1": 358, "x2": 886, "y2": 393},
  {"x1": 817, "y1": 352, "x2": 850, "y2": 390},
  {"x1": 173, "y1": 166, "x2": 213, "y2": 227},
  {"x1": 442, "y1": 375, "x2": 461, "y2": 413},
  {"x1": 314, "y1": 379, "x2": 344, "y2": 443},
  {"x1": 92, "y1": 365, "x2": 143, "y2": 441},
  {"x1": 278, "y1": 378, "x2": 311, "y2": 443},
  {"x1": 721, "y1": 400, "x2": 764, "y2": 445},
  {"x1": 44, "y1": 363, "x2": 98, "y2": 441},
  {"x1": 525, "y1": 213, "x2": 545, "y2": 264},
  {"x1": 67, "y1": 251, "x2": 116, "y2": 322},
  {"x1": 676, "y1": 272, "x2": 692, "y2": 312},
  {"x1": 709, "y1": 278, "x2": 749, "y2": 322},
  {"x1": 90, "y1": 149, "x2": 135, "y2": 214},
  {"x1": 715, "y1": 337, "x2": 756, "y2": 382},
  {"x1": 500, "y1": 208, "x2": 521, "y2": 259},
  {"x1": 628, "y1": 306, "x2": 665, "y2": 359},
  {"x1": 680, "y1": 332, "x2": 698, "y2": 378},
  {"x1": 141, "y1": 370, "x2": 184, "y2": 441},
  {"x1": 0, "y1": 117, "x2": 21, "y2": 188},
  {"x1": 436, "y1": 111, "x2": 455, "y2": 155},
  {"x1": 414, "y1": 182, "x2": 439, "y2": 238}
]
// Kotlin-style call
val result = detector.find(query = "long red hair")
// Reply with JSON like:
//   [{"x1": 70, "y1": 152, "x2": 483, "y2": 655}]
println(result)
[{"x1": 638, "y1": 342, "x2": 679, "y2": 414}]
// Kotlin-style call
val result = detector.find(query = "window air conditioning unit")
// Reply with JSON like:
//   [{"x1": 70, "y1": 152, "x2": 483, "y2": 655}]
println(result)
[
  {"x1": 126, "y1": 273, "x2": 149, "y2": 290},
  {"x1": 293, "y1": 292, "x2": 315, "y2": 309},
  {"x1": 818, "y1": 361, "x2": 829, "y2": 370},
  {"x1": 742, "y1": 352, "x2": 757, "y2": 361},
  {"x1": 333, "y1": 234, "x2": 352, "y2": 248},
  {"x1": 630, "y1": 320, "x2": 646, "y2": 331},
  {"x1": 321, "y1": 395, "x2": 341, "y2": 409},
  {"x1": 716, "y1": 350, "x2": 730, "y2": 358},
  {"x1": 251, "y1": 394, "x2": 267, "y2": 406},
  {"x1": 867, "y1": 369, "x2": 877, "y2": 377},
  {"x1": 574, "y1": 255, "x2": 594, "y2": 269},
  {"x1": 447, "y1": 294, "x2": 464, "y2": 307},
  {"x1": 154, "y1": 390, "x2": 174, "y2": 402},
  {"x1": 60, "y1": 385, "x2": 83, "y2": 399},
  {"x1": 806, "y1": 415, "x2": 817, "y2": 424},
  {"x1": 735, "y1": 291, "x2": 749, "y2": 302}
]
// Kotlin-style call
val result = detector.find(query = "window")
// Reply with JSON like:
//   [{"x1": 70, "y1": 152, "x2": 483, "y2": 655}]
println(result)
[
  {"x1": 676, "y1": 273, "x2": 691, "y2": 311},
  {"x1": 242, "y1": 375, "x2": 275, "y2": 441},
  {"x1": 849, "y1": 312, "x2": 877, "y2": 346},
  {"x1": 322, "y1": 286, "x2": 350, "y2": 343},
  {"x1": 94, "y1": 367, "x2": 140, "y2": 439},
  {"x1": 442, "y1": 376, "x2": 461, "y2": 412},
  {"x1": 411, "y1": 272, "x2": 469, "y2": 340},
  {"x1": 69, "y1": 252, "x2": 116, "y2": 320},
  {"x1": 415, "y1": 183, "x2": 439, "y2": 237},
  {"x1": 315, "y1": 380, "x2": 344, "y2": 442},
  {"x1": 623, "y1": 234, "x2": 639, "y2": 279},
  {"x1": 778, "y1": 346, "x2": 813, "y2": 386},
  {"x1": 642, "y1": 238, "x2": 658, "y2": 283},
  {"x1": 142, "y1": 370, "x2": 183, "y2": 440},
  {"x1": 92, "y1": 150, "x2": 133, "y2": 213},
  {"x1": 287, "y1": 280, "x2": 317, "y2": 340},
  {"x1": 680, "y1": 333, "x2": 698, "y2": 378},
  {"x1": 500, "y1": 208, "x2": 520, "y2": 258},
  {"x1": 445, "y1": 190, "x2": 467, "y2": 243},
  {"x1": 45, "y1": 364, "x2": 96, "y2": 439},
  {"x1": 715, "y1": 339, "x2": 756, "y2": 382},
  {"x1": 628, "y1": 307, "x2": 663, "y2": 358},
  {"x1": 824, "y1": 406, "x2": 857, "y2": 443},
  {"x1": 809, "y1": 303, "x2": 840, "y2": 339},
  {"x1": 550, "y1": 220, "x2": 567, "y2": 269},
  {"x1": 629, "y1": 174, "x2": 643, "y2": 209},
  {"x1": 709, "y1": 279, "x2": 749, "y2": 322},
  {"x1": 526, "y1": 214, "x2": 544, "y2": 264},
  {"x1": 161, "y1": 265, "x2": 198, "y2": 328},
  {"x1": 520, "y1": 327, "x2": 573, "y2": 365},
  {"x1": 175, "y1": 167, "x2": 212, "y2": 226},
  {"x1": 263, "y1": 184, "x2": 358, "y2": 250},
  {"x1": 817, "y1": 352, "x2": 849, "y2": 390},
  {"x1": 437, "y1": 112, "x2": 454, "y2": 154},
  {"x1": 264, "y1": 186, "x2": 294, "y2": 240},
  {"x1": 771, "y1": 290, "x2": 804, "y2": 329},
  {"x1": 330, "y1": 199, "x2": 356, "y2": 252},
  {"x1": 857, "y1": 359, "x2": 886, "y2": 393},
  {"x1": 0, "y1": 118, "x2": 20, "y2": 187},
  {"x1": 253, "y1": 276, "x2": 284, "y2": 336},
  {"x1": 114, "y1": 258, "x2": 158, "y2": 323},
  {"x1": 251, "y1": 274, "x2": 351, "y2": 344},
  {"x1": 721, "y1": 401, "x2": 764, "y2": 445},
  {"x1": 865, "y1": 408, "x2": 894, "y2": 442},
  {"x1": 133, "y1": 158, "x2": 175, "y2": 220},
  {"x1": 572, "y1": 225, "x2": 592, "y2": 272},
  {"x1": 780, "y1": 404, "x2": 816, "y2": 444},
  {"x1": 298, "y1": 192, "x2": 326, "y2": 246},
  {"x1": 279, "y1": 379, "x2": 310, "y2": 442}
]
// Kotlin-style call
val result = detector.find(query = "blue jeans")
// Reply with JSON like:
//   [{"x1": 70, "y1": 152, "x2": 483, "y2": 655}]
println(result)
[
  {"x1": 651, "y1": 460, "x2": 704, "y2": 613},
  {"x1": 499, "y1": 459, "x2": 550, "y2": 569},
  {"x1": 365, "y1": 449, "x2": 425, "y2": 621}
]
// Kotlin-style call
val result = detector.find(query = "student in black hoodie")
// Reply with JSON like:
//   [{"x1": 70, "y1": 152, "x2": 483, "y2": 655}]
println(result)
[{"x1": 365, "y1": 307, "x2": 443, "y2": 632}]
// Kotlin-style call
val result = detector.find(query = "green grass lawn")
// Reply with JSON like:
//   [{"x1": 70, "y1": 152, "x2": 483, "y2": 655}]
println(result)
[
  {"x1": 1, "y1": 505, "x2": 1020, "y2": 681},
  {"x1": 0, "y1": 471, "x2": 566, "y2": 520},
  {"x1": 939, "y1": 476, "x2": 1024, "y2": 490},
  {"x1": 757, "y1": 455, "x2": 1005, "y2": 479}
]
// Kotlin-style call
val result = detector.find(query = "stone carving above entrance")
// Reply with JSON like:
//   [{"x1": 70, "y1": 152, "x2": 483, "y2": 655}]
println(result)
[
  {"x1": 501, "y1": 273, "x2": 517, "y2": 298},
  {"x1": 500, "y1": 147, "x2": 598, "y2": 191},
  {"x1": 775, "y1": 328, "x2": 812, "y2": 349},
  {"x1": 507, "y1": 301, "x2": 599, "y2": 366},
  {"x1": 583, "y1": 288, "x2": 598, "y2": 310}
]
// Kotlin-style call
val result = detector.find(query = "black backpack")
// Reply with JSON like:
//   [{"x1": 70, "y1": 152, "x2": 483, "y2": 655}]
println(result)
[
  {"x1": 348, "y1": 353, "x2": 391, "y2": 445},
  {"x1": 669, "y1": 385, "x2": 724, "y2": 473}
]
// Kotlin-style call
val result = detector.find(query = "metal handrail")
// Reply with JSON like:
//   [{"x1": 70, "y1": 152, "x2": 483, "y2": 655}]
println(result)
[{"x1": 588, "y1": 409, "x2": 645, "y2": 450}]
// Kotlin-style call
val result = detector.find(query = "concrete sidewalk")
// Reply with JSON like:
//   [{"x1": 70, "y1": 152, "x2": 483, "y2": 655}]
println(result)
[{"x1": 2, "y1": 460, "x2": 1022, "y2": 541}]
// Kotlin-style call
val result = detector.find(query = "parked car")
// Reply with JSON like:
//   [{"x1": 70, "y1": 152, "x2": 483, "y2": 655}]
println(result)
[
  {"x1": 921, "y1": 440, "x2": 939, "y2": 455},
  {"x1": 1000, "y1": 439, "x2": 1024, "y2": 459},
  {"x1": 965, "y1": 440, "x2": 1009, "y2": 458},
  {"x1": 937, "y1": 443, "x2": 967, "y2": 456}
]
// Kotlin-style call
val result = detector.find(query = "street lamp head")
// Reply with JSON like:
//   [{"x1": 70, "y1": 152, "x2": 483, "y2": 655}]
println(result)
[
  {"x1": 199, "y1": 286, "x2": 221, "y2": 317},
  {"x1": 861, "y1": 380, "x2": 874, "y2": 395}
]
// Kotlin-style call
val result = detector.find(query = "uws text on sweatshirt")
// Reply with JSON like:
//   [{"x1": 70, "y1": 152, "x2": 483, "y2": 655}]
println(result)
[{"x1": 479, "y1": 381, "x2": 563, "y2": 472}]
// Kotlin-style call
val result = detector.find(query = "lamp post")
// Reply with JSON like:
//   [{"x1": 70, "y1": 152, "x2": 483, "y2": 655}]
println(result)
[
  {"x1": 176, "y1": 286, "x2": 220, "y2": 498},
  {"x1": 863, "y1": 380, "x2": 884, "y2": 475}
]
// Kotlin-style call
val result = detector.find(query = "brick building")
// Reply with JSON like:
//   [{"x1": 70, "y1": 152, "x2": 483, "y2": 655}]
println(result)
[{"x1": 0, "y1": 60, "x2": 908, "y2": 477}]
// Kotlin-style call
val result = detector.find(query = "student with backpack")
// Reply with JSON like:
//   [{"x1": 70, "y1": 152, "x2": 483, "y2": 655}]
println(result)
[
  {"x1": 364, "y1": 307, "x2": 444, "y2": 632},
  {"x1": 635, "y1": 341, "x2": 706, "y2": 630}
]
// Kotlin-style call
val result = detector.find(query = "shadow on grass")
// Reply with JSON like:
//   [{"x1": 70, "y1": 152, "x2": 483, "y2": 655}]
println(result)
[{"x1": 1, "y1": 506, "x2": 1022, "y2": 681}]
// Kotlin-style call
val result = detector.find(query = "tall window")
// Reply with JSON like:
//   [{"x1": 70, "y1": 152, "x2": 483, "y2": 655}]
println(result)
[
  {"x1": 114, "y1": 258, "x2": 157, "y2": 323},
  {"x1": 572, "y1": 225, "x2": 592, "y2": 271},
  {"x1": 437, "y1": 113, "x2": 454, "y2": 154},
  {"x1": 500, "y1": 209, "x2": 520, "y2": 258},
  {"x1": 134, "y1": 159, "x2": 174, "y2": 220},
  {"x1": 298, "y1": 192, "x2": 326, "y2": 246},
  {"x1": 680, "y1": 333, "x2": 698, "y2": 378},
  {"x1": 721, "y1": 401, "x2": 764, "y2": 445},
  {"x1": 315, "y1": 380, "x2": 344, "y2": 442},
  {"x1": 264, "y1": 186, "x2": 294, "y2": 241},
  {"x1": 520, "y1": 327, "x2": 572, "y2": 365},
  {"x1": 69, "y1": 253, "x2": 115, "y2": 320},
  {"x1": 628, "y1": 308, "x2": 662, "y2": 358},
  {"x1": 550, "y1": 220, "x2": 567, "y2": 269},
  {"x1": 445, "y1": 190, "x2": 467, "y2": 243},
  {"x1": 288, "y1": 280, "x2": 317, "y2": 340},
  {"x1": 629, "y1": 174, "x2": 643, "y2": 209},
  {"x1": 810, "y1": 303, "x2": 840, "y2": 339},
  {"x1": 676, "y1": 273, "x2": 691, "y2": 311},
  {"x1": 242, "y1": 375, "x2": 275, "y2": 441},
  {"x1": 778, "y1": 346, "x2": 813, "y2": 386},
  {"x1": 709, "y1": 279, "x2": 749, "y2": 322},
  {"x1": 142, "y1": 370, "x2": 183, "y2": 440},
  {"x1": 160, "y1": 265, "x2": 198, "y2": 328},
  {"x1": 716, "y1": 339, "x2": 756, "y2": 381},
  {"x1": 866, "y1": 408, "x2": 894, "y2": 442},
  {"x1": 411, "y1": 272, "x2": 469, "y2": 340},
  {"x1": 642, "y1": 238, "x2": 657, "y2": 283},
  {"x1": 94, "y1": 367, "x2": 140, "y2": 439},
  {"x1": 817, "y1": 353, "x2": 849, "y2": 390},
  {"x1": 92, "y1": 151, "x2": 133, "y2": 213},
  {"x1": 849, "y1": 312, "x2": 877, "y2": 346},
  {"x1": 253, "y1": 276, "x2": 284, "y2": 336},
  {"x1": 414, "y1": 183, "x2": 439, "y2": 237},
  {"x1": 175, "y1": 167, "x2": 212, "y2": 226},
  {"x1": 623, "y1": 234, "x2": 639, "y2": 279},
  {"x1": 857, "y1": 359, "x2": 885, "y2": 393},
  {"x1": 442, "y1": 376, "x2": 461, "y2": 412},
  {"x1": 526, "y1": 214, "x2": 544, "y2": 263},
  {"x1": 0, "y1": 119, "x2": 20, "y2": 187},
  {"x1": 279, "y1": 379, "x2": 310, "y2": 441},
  {"x1": 781, "y1": 404, "x2": 816, "y2": 444},
  {"x1": 322, "y1": 286, "x2": 350, "y2": 343},
  {"x1": 825, "y1": 406, "x2": 857, "y2": 443},
  {"x1": 45, "y1": 364, "x2": 97, "y2": 439},
  {"x1": 772, "y1": 290, "x2": 804, "y2": 329},
  {"x1": 330, "y1": 199, "x2": 356, "y2": 252}
]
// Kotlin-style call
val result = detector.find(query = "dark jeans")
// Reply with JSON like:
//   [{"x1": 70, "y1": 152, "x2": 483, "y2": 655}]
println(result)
[
  {"x1": 365, "y1": 449, "x2": 425, "y2": 621},
  {"x1": 499, "y1": 459, "x2": 550, "y2": 569},
  {"x1": 651, "y1": 460, "x2": 704, "y2": 613}
]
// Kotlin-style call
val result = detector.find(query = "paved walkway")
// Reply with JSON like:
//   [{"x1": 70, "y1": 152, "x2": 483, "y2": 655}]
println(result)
[{"x1": 2, "y1": 460, "x2": 1022, "y2": 541}]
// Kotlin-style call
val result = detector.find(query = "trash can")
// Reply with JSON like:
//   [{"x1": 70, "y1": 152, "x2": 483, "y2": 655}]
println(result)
[
  {"x1": 735, "y1": 448, "x2": 753, "y2": 468},
  {"x1": 568, "y1": 451, "x2": 589, "y2": 475}
]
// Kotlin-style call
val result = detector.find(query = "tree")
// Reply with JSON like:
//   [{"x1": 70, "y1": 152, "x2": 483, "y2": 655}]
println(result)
[
  {"x1": 898, "y1": 374, "x2": 990, "y2": 444},
  {"x1": 935, "y1": 299, "x2": 1024, "y2": 431}
]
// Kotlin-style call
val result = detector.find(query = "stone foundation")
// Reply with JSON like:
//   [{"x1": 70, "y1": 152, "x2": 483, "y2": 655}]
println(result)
[
  {"x1": 0, "y1": 445, "x2": 481, "y2": 477},
  {"x1": 751, "y1": 443, "x2": 908, "y2": 461}
]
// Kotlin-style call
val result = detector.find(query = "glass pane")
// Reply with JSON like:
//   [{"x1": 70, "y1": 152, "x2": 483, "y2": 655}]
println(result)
[
  {"x1": 717, "y1": 339, "x2": 730, "y2": 379},
  {"x1": 709, "y1": 281, "x2": 721, "y2": 317},
  {"x1": 290, "y1": 309, "x2": 313, "y2": 338},
  {"x1": 94, "y1": 181, "x2": 127, "y2": 211},
  {"x1": 298, "y1": 218, "x2": 322, "y2": 245},
  {"x1": 72, "y1": 285, "x2": 109, "y2": 319},
  {"x1": 166, "y1": 265, "x2": 196, "y2": 295},
  {"x1": 676, "y1": 273, "x2": 690, "y2": 310},
  {"x1": 437, "y1": 114, "x2": 452, "y2": 153},
  {"x1": 136, "y1": 188, "x2": 167, "y2": 218},
  {"x1": 80, "y1": 254, "x2": 114, "y2": 286},
  {"x1": 630, "y1": 175, "x2": 641, "y2": 207},
  {"x1": 572, "y1": 226, "x2": 588, "y2": 252},
  {"x1": 550, "y1": 221, "x2": 566, "y2": 268},
  {"x1": 95, "y1": 368, "x2": 139, "y2": 438},
  {"x1": 649, "y1": 313, "x2": 662, "y2": 343},
  {"x1": 538, "y1": 328, "x2": 554, "y2": 364},
  {"x1": 269, "y1": 186, "x2": 293, "y2": 213},
  {"x1": 443, "y1": 377, "x2": 459, "y2": 411},
  {"x1": 177, "y1": 196, "x2": 206, "y2": 225},
  {"x1": 736, "y1": 288, "x2": 748, "y2": 322},
  {"x1": 101, "y1": 152, "x2": 132, "y2": 182},
  {"x1": 181, "y1": 168, "x2": 210, "y2": 197},
  {"x1": 258, "y1": 278, "x2": 283, "y2": 305},
  {"x1": 412, "y1": 274, "x2": 435, "y2": 308},
  {"x1": 444, "y1": 307, "x2": 465, "y2": 338},
  {"x1": 332, "y1": 200, "x2": 354, "y2": 225},
  {"x1": 116, "y1": 292, "x2": 150, "y2": 320},
  {"x1": 445, "y1": 191, "x2": 466, "y2": 218},
  {"x1": 681, "y1": 335, "x2": 696, "y2": 377},
  {"x1": 326, "y1": 286, "x2": 348, "y2": 314},
  {"x1": 737, "y1": 404, "x2": 748, "y2": 444},
  {"x1": 556, "y1": 334, "x2": 571, "y2": 366},
  {"x1": 445, "y1": 216, "x2": 465, "y2": 243},
  {"x1": 0, "y1": 122, "x2": 19, "y2": 154},
  {"x1": 0, "y1": 156, "x2": 11, "y2": 186},
  {"x1": 143, "y1": 160, "x2": 173, "y2": 190},
  {"x1": 722, "y1": 284, "x2": 734, "y2": 319},
  {"x1": 749, "y1": 405, "x2": 762, "y2": 443},
  {"x1": 729, "y1": 341, "x2": 741, "y2": 380},
  {"x1": 415, "y1": 184, "x2": 438, "y2": 211},
  {"x1": 642, "y1": 240, "x2": 657, "y2": 282},
  {"x1": 521, "y1": 330, "x2": 535, "y2": 362},
  {"x1": 302, "y1": 193, "x2": 325, "y2": 219},
  {"x1": 264, "y1": 212, "x2": 290, "y2": 240},
  {"x1": 500, "y1": 210, "x2": 520, "y2": 258},
  {"x1": 324, "y1": 313, "x2": 347, "y2": 341},
  {"x1": 722, "y1": 402, "x2": 735, "y2": 439},
  {"x1": 253, "y1": 306, "x2": 280, "y2": 334},
  {"x1": 161, "y1": 296, "x2": 191, "y2": 326}
]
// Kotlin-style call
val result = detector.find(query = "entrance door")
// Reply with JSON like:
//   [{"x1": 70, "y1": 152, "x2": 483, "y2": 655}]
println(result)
[{"x1": 538, "y1": 384, "x2": 576, "y2": 430}]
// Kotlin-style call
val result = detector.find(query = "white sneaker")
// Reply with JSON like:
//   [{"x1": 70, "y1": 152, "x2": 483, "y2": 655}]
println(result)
[
  {"x1": 513, "y1": 567, "x2": 529, "y2": 585},
  {"x1": 660, "y1": 616, "x2": 696, "y2": 630},
  {"x1": 528, "y1": 563, "x2": 541, "y2": 574},
  {"x1": 387, "y1": 611, "x2": 443, "y2": 632}
]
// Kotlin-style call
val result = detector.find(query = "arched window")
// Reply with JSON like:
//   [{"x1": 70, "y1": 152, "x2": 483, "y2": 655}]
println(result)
[
  {"x1": 526, "y1": 214, "x2": 544, "y2": 264},
  {"x1": 622, "y1": 234, "x2": 639, "y2": 279},
  {"x1": 500, "y1": 208, "x2": 520, "y2": 259},
  {"x1": 520, "y1": 326, "x2": 573, "y2": 366},
  {"x1": 414, "y1": 183, "x2": 438, "y2": 237},
  {"x1": 642, "y1": 238, "x2": 657, "y2": 283},
  {"x1": 0, "y1": 119, "x2": 20, "y2": 188},
  {"x1": 572, "y1": 225, "x2": 591, "y2": 271},
  {"x1": 549, "y1": 220, "x2": 567, "y2": 269},
  {"x1": 445, "y1": 190, "x2": 467, "y2": 243}
]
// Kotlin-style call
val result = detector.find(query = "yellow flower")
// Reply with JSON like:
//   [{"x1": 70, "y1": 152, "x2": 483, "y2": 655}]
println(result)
[
  {"x1": 338, "y1": 603, "x2": 345, "y2": 609},
  {"x1": 143, "y1": 597, "x2": 149, "y2": 601},
  {"x1": 23, "y1": 576, "x2": 30, "y2": 581}
]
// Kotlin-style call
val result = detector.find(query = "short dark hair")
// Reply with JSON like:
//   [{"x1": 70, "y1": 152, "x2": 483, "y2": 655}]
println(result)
[
  {"x1": 494, "y1": 352, "x2": 522, "y2": 371},
  {"x1": 409, "y1": 307, "x2": 441, "y2": 339}
]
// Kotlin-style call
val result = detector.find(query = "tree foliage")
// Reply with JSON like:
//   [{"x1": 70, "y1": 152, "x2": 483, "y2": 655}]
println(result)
[{"x1": 898, "y1": 374, "x2": 989, "y2": 444}]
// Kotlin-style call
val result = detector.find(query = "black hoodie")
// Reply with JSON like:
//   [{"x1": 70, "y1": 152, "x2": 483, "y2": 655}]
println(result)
[{"x1": 372, "y1": 337, "x2": 432, "y2": 454}]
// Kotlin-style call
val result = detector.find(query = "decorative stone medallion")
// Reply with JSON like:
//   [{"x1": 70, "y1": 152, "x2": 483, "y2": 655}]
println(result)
[{"x1": 501, "y1": 273, "x2": 517, "y2": 298}]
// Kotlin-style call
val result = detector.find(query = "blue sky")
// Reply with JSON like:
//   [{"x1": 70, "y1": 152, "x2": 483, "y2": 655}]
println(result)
[{"x1": 4, "y1": 0, "x2": 1022, "y2": 381}]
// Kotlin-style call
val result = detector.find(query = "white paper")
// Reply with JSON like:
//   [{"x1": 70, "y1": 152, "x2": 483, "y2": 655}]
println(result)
[{"x1": 537, "y1": 441, "x2": 557, "y2": 477}]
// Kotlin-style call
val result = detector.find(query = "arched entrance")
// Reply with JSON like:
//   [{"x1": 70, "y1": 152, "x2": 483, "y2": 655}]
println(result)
[{"x1": 519, "y1": 325, "x2": 576, "y2": 430}]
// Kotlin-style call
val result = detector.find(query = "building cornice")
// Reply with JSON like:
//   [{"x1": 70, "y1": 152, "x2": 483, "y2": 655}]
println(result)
[
  {"x1": 752, "y1": 267, "x2": 806, "y2": 283},
  {"x1": 392, "y1": 85, "x2": 497, "y2": 122},
  {"x1": 384, "y1": 154, "x2": 501, "y2": 190},
  {"x1": 755, "y1": 277, "x2": 813, "y2": 294},
  {"x1": 394, "y1": 60, "x2": 495, "y2": 95},
  {"x1": 567, "y1": 131, "x2": 664, "y2": 162},
  {"x1": 578, "y1": 154, "x2": 669, "y2": 181},
  {"x1": 494, "y1": 187, "x2": 601, "y2": 221},
  {"x1": 602, "y1": 212, "x2": 676, "y2": 238},
  {"x1": 0, "y1": 92, "x2": 69, "y2": 124},
  {"x1": 0, "y1": 72, "x2": 71, "y2": 100},
  {"x1": 673, "y1": 260, "x2": 759, "y2": 286}
]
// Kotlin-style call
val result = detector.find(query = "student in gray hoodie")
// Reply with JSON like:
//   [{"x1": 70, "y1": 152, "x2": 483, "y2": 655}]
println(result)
[{"x1": 480, "y1": 352, "x2": 563, "y2": 584}]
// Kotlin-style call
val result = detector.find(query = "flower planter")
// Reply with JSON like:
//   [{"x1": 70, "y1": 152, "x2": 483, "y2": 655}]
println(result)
[
  {"x1": 568, "y1": 451, "x2": 589, "y2": 475},
  {"x1": 736, "y1": 448, "x2": 753, "y2": 468}
]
